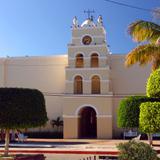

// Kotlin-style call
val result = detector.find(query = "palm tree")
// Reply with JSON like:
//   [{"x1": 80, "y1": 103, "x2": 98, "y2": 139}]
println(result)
[
  {"x1": 50, "y1": 117, "x2": 63, "y2": 132},
  {"x1": 125, "y1": 20, "x2": 160, "y2": 71}
]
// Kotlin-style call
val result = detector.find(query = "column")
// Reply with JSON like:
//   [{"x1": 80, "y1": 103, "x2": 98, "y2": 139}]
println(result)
[
  {"x1": 97, "y1": 115, "x2": 112, "y2": 139},
  {"x1": 63, "y1": 115, "x2": 79, "y2": 138}
]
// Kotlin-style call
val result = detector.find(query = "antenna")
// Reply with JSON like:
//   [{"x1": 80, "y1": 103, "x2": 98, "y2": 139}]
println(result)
[{"x1": 84, "y1": 9, "x2": 95, "y2": 19}]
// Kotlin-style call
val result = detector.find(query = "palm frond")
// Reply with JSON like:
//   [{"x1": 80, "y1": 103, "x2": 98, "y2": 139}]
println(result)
[
  {"x1": 50, "y1": 116, "x2": 63, "y2": 128},
  {"x1": 125, "y1": 44, "x2": 160, "y2": 70},
  {"x1": 128, "y1": 20, "x2": 160, "y2": 43}
]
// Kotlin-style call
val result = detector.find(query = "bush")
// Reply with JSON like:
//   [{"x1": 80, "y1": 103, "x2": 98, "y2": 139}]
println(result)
[
  {"x1": 117, "y1": 140, "x2": 158, "y2": 160},
  {"x1": 0, "y1": 88, "x2": 48, "y2": 129},
  {"x1": 139, "y1": 102, "x2": 160, "y2": 134},
  {"x1": 117, "y1": 96, "x2": 160, "y2": 129},
  {"x1": 147, "y1": 68, "x2": 160, "y2": 98}
]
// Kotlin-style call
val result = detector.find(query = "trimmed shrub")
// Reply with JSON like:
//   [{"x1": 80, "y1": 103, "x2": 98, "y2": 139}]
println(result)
[
  {"x1": 139, "y1": 102, "x2": 160, "y2": 134},
  {"x1": 0, "y1": 88, "x2": 48, "y2": 129},
  {"x1": 0, "y1": 88, "x2": 48, "y2": 156},
  {"x1": 117, "y1": 96, "x2": 160, "y2": 129},
  {"x1": 117, "y1": 140, "x2": 158, "y2": 160},
  {"x1": 147, "y1": 68, "x2": 160, "y2": 98}
]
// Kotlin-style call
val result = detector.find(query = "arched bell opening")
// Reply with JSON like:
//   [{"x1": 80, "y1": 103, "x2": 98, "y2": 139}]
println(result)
[
  {"x1": 74, "y1": 75, "x2": 83, "y2": 94},
  {"x1": 91, "y1": 53, "x2": 99, "y2": 67},
  {"x1": 75, "y1": 54, "x2": 84, "y2": 68}
]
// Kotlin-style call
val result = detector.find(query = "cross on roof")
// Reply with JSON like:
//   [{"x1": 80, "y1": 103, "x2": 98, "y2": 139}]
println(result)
[{"x1": 84, "y1": 9, "x2": 95, "y2": 19}]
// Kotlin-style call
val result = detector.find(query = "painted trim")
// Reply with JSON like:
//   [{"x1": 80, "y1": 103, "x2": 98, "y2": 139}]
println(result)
[
  {"x1": 65, "y1": 79, "x2": 109, "y2": 83},
  {"x1": 99, "y1": 56, "x2": 107, "y2": 59},
  {"x1": 63, "y1": 115, "x2": 80, "y2": 118},
  {"x1": 89, "y1": 51, "x2": 100, "y2": 57},
  {"x1": 65, "y1": 80, "x2": 73, "y2": 83},
  {"x1": 71, "y1": 26, "x2": 106, "y2": 33},
  {"x1": 72, "y1": 74, "x2": 84, "y2": 81},
  {"x1": 63, "y1": 114, "x2": 112, "y2": 118},
  {"x1": 65, "y1": 67, "x2": 110, "y2": 70},
  {"x1": 68, "y1": 56, "x2": 107, "y2": 60},
  {"x1": 75, "y1": 104, "x2": 99, "y2": 116},
  {"x1": 63, "y1": 93, "x2": 113, "y2": 97},
  {"x1": 97, "y1": 115, "x2": 112, "y2": 118},
  {"x1": 68, "y1": 57, "x2": 75, "y2": 60},
  {"x1": 101, "y1": 80, "x2": 110, "y2": 82},
  {"x1": 89, "y1": 74, "x2": 102, "y2": 80},
  {"x1": 72, "y1": 35, "x2": 105, "y2": 39},
  {"x1": 68, "y1": 44, "x2": 107, "y2": 48},
  {"x1": 74, "y1": 52, "x2": 85, "y2": 58}
]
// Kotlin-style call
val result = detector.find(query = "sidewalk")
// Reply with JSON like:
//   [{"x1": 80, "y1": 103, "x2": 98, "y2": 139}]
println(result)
[{"x1": 0, "y1": 139, "x2": 159, "y2": 156}]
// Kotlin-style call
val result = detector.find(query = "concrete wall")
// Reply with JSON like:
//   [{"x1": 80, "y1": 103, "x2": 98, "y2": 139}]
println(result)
[
  {"x1": 109, "y1": 54, "x2": 151, "y2": 95},
  {"x1": 0, "y1": 58, "x2": 5, "y2": 87},
  {"x1": 63, "y1": 96, "x2": 113, "y2": 138},
  {"x1": 0, "y1": 54, "x2": 152, "y2": 136},
  {"x1": 110, "y1": 54, "x2": 151, "y2": 138},
  {"x1": 1, "y1": 55, "x2": 68, "y2": 131},
  {"x1": 5, "y1": 56, "x2": 67, "y2": 93}
]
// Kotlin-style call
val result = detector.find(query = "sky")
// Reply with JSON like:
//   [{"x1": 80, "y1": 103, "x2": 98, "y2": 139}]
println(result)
[{"x1": 0, "y1": 0, "x2": 159, "y2": 57}]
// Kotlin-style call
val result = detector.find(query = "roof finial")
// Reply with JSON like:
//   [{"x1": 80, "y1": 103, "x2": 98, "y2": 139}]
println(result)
[
  {"x1": 97, "y1": 15, "x2": 103, "y2": 26},
  {"x1": 72, "y1": 16, "x2": 78, "y2": 28}
]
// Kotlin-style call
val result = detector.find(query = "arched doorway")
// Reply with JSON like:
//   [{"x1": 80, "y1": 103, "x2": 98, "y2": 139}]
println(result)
[{"x1": 78, "y1": 107, "x2": 97, "y2": 138}]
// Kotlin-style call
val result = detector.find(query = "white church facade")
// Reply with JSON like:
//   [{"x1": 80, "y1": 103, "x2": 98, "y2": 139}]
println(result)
[{"x1": 0, "y1": 16, "x2": 151, "y2": 139}]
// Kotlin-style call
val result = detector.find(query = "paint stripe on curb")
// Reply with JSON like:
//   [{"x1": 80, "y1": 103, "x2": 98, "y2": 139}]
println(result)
[
  {"x1": 0, "y1": 149, "x2": 159, "y2": 155},
  {"x1": 0, "y1": 150, "x2": 119, "y2": 155}
]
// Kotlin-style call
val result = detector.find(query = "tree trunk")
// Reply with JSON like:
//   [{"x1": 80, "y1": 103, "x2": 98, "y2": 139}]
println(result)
[
  {"x1": 148, "y1": 133, "x2": 153, "y2": 146},
  {"x1": 4, "y1": 129, "x2": 10, "y2": 156}
]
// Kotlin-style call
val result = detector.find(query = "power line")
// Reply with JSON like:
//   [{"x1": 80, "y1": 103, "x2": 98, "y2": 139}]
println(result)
[{"x1": 104, "y1": 0, "x2": 160, "y2": 13}]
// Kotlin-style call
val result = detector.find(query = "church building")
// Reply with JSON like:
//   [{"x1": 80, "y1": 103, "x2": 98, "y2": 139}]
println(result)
[{"x1": 0, "y1": 15, "x2": 151, "y2": 139}]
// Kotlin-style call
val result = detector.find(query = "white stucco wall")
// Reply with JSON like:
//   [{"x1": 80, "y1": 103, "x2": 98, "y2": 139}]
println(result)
[
  {"x1": 109, "y1": 54, "x2": 151, "y2": 95},
  {"x1": 1, "y1": 55, "x2": 68, "y2": 131},
  {"x1": 5, "y1": 56, "x2": 67, "y2": 92},
  {"x1": 0, "y1": 58, "x2": 5, "y2": 87},
  {"x1": 0, "y1": 54, "x2": 152, "y2": 134}
]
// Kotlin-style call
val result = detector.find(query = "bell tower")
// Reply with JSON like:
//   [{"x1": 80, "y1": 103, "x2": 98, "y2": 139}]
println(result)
[
  {"x1": 63, "y1": 14, "x2": 113, "y2": 139},
  {"x1": 66, "y1": 15, "x2": 111, "y2": 94}
]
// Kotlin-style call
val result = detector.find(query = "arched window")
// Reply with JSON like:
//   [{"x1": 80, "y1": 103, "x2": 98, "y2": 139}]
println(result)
[
  {"x1": 74, "y1": 76, "x2": 83, "y2": 94},
  {"x1": 91, "y1": 75, "x2": 100, "y2": 94},
  {"x1": 91, "y1": 53, "x2": 99, "y2": 67},
  {"x1": 76, "y1": 54, "x2": 83, "y2": 68}
]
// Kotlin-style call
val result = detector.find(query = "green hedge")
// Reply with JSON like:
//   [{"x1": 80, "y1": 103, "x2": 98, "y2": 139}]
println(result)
[
  {"x1": 117, "y1": 96, "x2": 160, "y2": 129},
  {"x1": 140, "y1": 102, "x2": 160, "y2": 133},
  {"x1": 0, "y1": 88, "x2": 48, "y2": 129},
  {"x1": 147, "y1": 68, "x2": 160, "y2": 98}
]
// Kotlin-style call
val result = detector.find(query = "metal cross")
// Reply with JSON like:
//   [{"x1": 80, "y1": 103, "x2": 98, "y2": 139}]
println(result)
[{"x1": 84, "y1": 9, "x2": 95, "y2": 19}]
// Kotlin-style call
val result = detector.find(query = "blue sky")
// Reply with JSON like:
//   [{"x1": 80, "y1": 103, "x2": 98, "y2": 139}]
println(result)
[{"x1": 0, "y1": 0, "x2": 159, "y2": 57}]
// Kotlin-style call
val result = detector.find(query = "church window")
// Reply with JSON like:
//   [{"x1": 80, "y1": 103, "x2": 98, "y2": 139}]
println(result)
[
  {"x1": 76, "y1": 54, "x2": 84, "y2": 68},
  {"x1": 91, "y1": 53, "x2": 99, "y2": 67},
  {"x1": 91, "y1": 75, "x2": 100, "y2": 94},
  {"x1": 74, "y1": 76, "x2": 83, "y2": 94}
]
